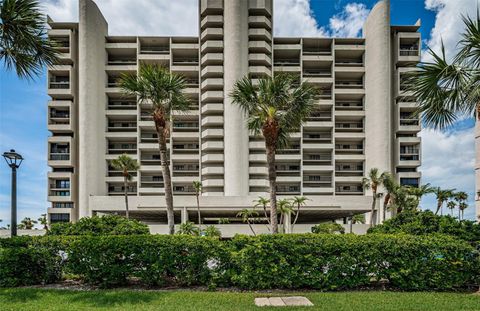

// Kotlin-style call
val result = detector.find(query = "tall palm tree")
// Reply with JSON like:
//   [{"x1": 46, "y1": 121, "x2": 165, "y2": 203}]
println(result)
[
  {"x1": 362, "y1": 168, "x2": 388, "y2": 226},
  {"x1": 0, "y1": 0, "x2": 59, "y2": 79},
  {"x1": 458, "y1": 202, "x2": 469, "y2": 220},
  {"x1": 381, "y1": 173, "x2": 398, "y2": 221},
  {"x1": 253, "y1": 196, "x2": 270, "y2": 231},
  {"x1": 110, "y1": 154, "x2": 139, "y2": 219},
  {"x1": 447, "y1": 200, "x2": 456, "y2": 217},
  {"x1": 120, "y1": 64, "x2": 190, "y2": 234},
  {"x1": 291, "y1": 196, "x2": 308, "y2": 231},
  {"x1": 454, "y1": 191, "x2": 468, "y2": 219},
  {"x1": 433, "y1": 187, "x2": 455, "y2": 215},
  {"x1": 237, "y1": 209, "x2": 258, "y2": 236},
  {"x1": 230, "y1": 74, "x2": 318, "y2": 234},
  {"x1": 193, "y1": 181, "x2": 202, "y2": 227},
  {"x1": 406, "y1": 183, "x2": 435, "y2": 209},
  {"x1": 277, "y1": 198, "x2": 294, "y2": 233}
]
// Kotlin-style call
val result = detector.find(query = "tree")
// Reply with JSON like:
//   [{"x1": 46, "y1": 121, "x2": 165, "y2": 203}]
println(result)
[
  {"x1": 362, "y1": 168, "x2": 388, "y2": 226},
  {"x1": 291, "y1": 196, "x2": 308, "y2": 231},
  {"x1": 277, "y1": 198, "x2": 295, "y2": 233},
  {"x1": 0, "y1": 0, "x2": 59, "y2": 79},
  {"x1": 120, "y1": 64, "x2": 190, "y2": 234},
  {"x1": 237, "y1": 209, "x2": 258, "y2": 236},
  {"x1": 406, "y1": 183, "x2": 435, "y2": 209},
  {"x1": 447, "y1": 200, "x2": 456, "y2": 217},
  {"x1": 381, "y1": 173, "x2": 398, "y2": 221},
  {"x1": 312, "y1": 223, "x2": 345, "y2": 234},
  {"x1": 433, "y1": 187, "x2": 455, "y2": 215},
  {"x1": 253, "y1": 196, "x2": 270, "y2": 231},
  {"x1": 177, "y1": 221, "x2": 200, "y2": 236},
  {"x1": 193, "y1": 181, "x2": 202, "y2": 227},
  {"x1": 230, "y1": 74, "x2": 318, "y2": 234},
  {"x1": 19, "y1": 217, "x2": 36, "y2": 230},
  {"x1": 38, "y1": 213, "x2": 47, "y2": 230},
  {"x1": 454, "y1": 191, "x2": 468, "y2": 219},
  {"x1": 110, "y1": 154, "x2": 139, "y2": 219}
]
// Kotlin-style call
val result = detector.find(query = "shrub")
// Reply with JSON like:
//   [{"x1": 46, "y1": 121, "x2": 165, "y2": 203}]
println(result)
[
  {"x1": 311, "y1": 223, "x2": 345, "y2": 234},
  {"x1": 368, "y1": 210, "x2": 480, "y2": 243},
  {"x1": 47, "y1": 215, "x2": 149, "y2": 236},
  {"x1": 66, "y1": 235, "x2": 230, "y2": 288},
  {"x1": 229, "y1": 234, "x2": 479, "y2": 290},
  {"x1": 0, "y1": 242, "x2": 63, "y2": 287}
]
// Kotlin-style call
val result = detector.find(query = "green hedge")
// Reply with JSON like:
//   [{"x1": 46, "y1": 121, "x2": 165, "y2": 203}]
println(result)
[{"x1": 1, "y1": 234, "x2": 478, "y2": 290}]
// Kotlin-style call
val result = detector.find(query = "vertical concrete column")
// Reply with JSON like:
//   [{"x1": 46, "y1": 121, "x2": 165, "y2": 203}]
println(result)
[
  {"x1": 78, "y1": 0, "x2": 107, "y2": 218},
  {"x1": 181, "y1": 206, "x2": 189, "y2": 224},
  {"x1": 363, "y1": 0, "x2": 391, "y2": 175},
  {"x1": 223, "y1": 0, "x2": 250, "y2": 196},
  {"x1": 284, "y1": 212, "x2": 291, "y2": 234}
]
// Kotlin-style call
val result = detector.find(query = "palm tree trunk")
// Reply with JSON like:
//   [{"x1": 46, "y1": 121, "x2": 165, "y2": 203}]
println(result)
[
  {"x1": 369, "y1": 191, "x2": 377, "y2": 227},
  {"x1": 247, "y1": 219, "x2": 256, "y2": 236},
  {"x1": 156, "y1": 123, "x2": 175, "y2": 235},
  {"x1": 123, "y1": 176, "x2": 129, "y2": 219},
  {"x1": 462, "y1": 209, "x2": 464, "y2": 220},
  {"x1": 435, "y1": 202, "x2": 441, "y2": 215},
  {"x1": 279, "y1": 213, "x2": 284, "y2": 233},
  {"x1": 266, "y1": 144, "x2": 278, "y2": 234},
  {"x1": 292, "y1": 204, "x2": 301, "y2": 231},
  {"x1": 262, "y1": 205, "x2": 271, "y2": 231},
  {"x1": 196, "y1": 193, "x2": 201, "y2": 228},
  {"x1": 458, "y1": 207, "x2": 461, "y2": 219},
  {"x1": 383, "y1": 194, "x2": 389, "y2": 222},
  {"x1": 349, "y1": 217, "x2": 353, "y2": 233}
]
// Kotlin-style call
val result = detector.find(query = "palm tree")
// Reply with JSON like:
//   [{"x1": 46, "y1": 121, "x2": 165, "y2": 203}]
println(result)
[
  {"x1": 362, "y1": 168, "x2": 388, "y2": 226},
  {"x1": 458, "y1": 202, "x2": 469, "y2": 220},
  {"x1": 230, "y1": 74, "x2": 318, "y2": 234},
  {"x1": 110, "y1": 154, "x2": 139, "y2": 219},
  {"x1": 291, "y1": 196, "x2": 308, "y2": 231},
  {"x1": 447, "y1": 201, "x2": 456, "y2": 217},
  {"x1": 277, "y1": 198, "x2": 295, "y2": 233},
  {"x1": 454, "y1": 191, "x2": 468, "y2": 219},
  {"x1": 406, "y1": 183, "x2": 435, "y2": 209},
  {"x1": 381, "y1": 173, "x2": 398, "y2": 220},
  {"x1": 120, "y1": 64, "x2": 190, "y2": 234},
  {"x1": 253, "y1": 196, "x2": 270, "y2": 231},
  {"x1": 237, "y1": 209, "x2": 258, "y2": 236},
  {"x1": 20, "y1": 217, "x2": 37, "y2": 230},
  {"x1": 193, "y1": 181, "x2": 202, "y2": 227},
  {"x1": 0, "y1": 0, "x2": 59, "y2": 79},
  {"x1": 433, "y1": 187, "x2": 455, "y2": 215},
  {"x1": 177, "y1": 221, "x2": 200, "y2": 236},
  {"x1": 38, "y1": 213, "x2": 47, "y2": 230}
]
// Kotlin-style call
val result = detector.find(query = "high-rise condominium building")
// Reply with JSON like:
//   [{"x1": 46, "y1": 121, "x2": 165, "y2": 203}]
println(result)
[{"x1": 46, "y1": 0, "x2": 421, "y2": 235}]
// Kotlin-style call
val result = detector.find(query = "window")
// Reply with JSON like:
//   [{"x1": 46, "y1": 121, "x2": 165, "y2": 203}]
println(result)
[
  {"x1": 50, "y1": 213, "x2": 70, "y2": 223},
  {"x1": 400, "y1": 178, "x2": 419, "y2": 187},
  {"x1": 53, "y1": 202, "x2": 74, "y2": 208}
]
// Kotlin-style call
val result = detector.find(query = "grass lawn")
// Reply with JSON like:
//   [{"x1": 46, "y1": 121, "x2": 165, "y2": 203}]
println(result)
[{"x1": 0, "y1": 288, "x2": 479, "y2": 311}]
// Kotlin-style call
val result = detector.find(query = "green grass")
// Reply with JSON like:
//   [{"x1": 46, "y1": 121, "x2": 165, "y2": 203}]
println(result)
[{"x1": 0, "y1": 289, "x2": 479, "y2": 311}]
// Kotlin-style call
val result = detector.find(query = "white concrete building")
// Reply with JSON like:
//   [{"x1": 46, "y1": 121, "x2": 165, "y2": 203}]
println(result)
[{"x1": 46, "y1": 0, "x2": 422, "y2": 235}]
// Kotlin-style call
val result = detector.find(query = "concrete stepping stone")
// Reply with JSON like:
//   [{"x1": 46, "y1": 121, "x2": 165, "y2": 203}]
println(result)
[{"x1": 254, "y1": 296, "x2": 314, "y2": 307}]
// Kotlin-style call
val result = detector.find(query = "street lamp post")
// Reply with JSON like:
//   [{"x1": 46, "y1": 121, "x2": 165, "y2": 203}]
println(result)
[{"x1": 3, "y1": 149, "x2": 23, "y2": 237}]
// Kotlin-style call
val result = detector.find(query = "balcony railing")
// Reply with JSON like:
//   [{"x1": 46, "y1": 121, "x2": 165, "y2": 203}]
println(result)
[
  {"x1": 107, "y1": 123, "x2": 137, "y2": 132},
  {"x1": 108, "y1": 101, "x2": 137, "y2": 110},
  {"x1": 172, "y1": 59, "x2": 199, "y2": 65},
  {"x1": 303, "y1": 70, "x2": 331, "y2": 77},
  {"x1": 50, "y1": 153, "x2": 70, "y2": 161},
  {"x1": 274, "y1": 59, "x2": 300, "y2": 66},
  {"x1": 107, "y1": 59, "x2": 137, "y2": 65},
  {"x1": 140, "y1": 46, "x2": 169, "y2": 54},
  {"x1": 335, "y1": 60, "x2": 363, "y2": 66},
  {"x1": 49, "y1": 81, "x2": 70, "y2": 89},
  {"x1": 335, "y1": 101, "x2": 363, "y2": 110},
  {"x1": 302, "y1": 48, "x2": 331, "y2": 55},
  {"x1": 335, "y1": 81, "x2": 363, "y2": 89},
  {"x1": 399, "y1": 119, "x2": 419, "y2": 126}
]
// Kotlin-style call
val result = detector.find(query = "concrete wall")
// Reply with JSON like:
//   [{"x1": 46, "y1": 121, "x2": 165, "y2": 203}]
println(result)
[
  {"x1": 363, "y1": 0, "x2": 392, "y2": 175},
  {"x1": 78, "y1": 0, "x2": 108, "y2": 217},
  {"x1": 223, "y1": 0, "x2": 250, "y2": 196}
]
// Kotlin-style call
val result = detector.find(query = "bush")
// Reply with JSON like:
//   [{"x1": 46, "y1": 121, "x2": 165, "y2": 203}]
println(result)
[
  {"x1": 66, "y1": 235, "x2": 230, "y2": 288},
  {"x1": 1, "y1": 234, "x2": 478, "y2": 290},
  {"x1": 47, "y1": 215, "x2": 149, "y2": 236},
  {"x1": 311, "y1": 223, "x2": 345, "y2": 234},
  {"x1": 368, "y1": 211, "x2": 480, "y2": 243},
  {"x1": 0, "y1": 242, "x2": 63, "y2": 287},
  {"x1": 229, "y1": 234, "x2": 479, "y2": 290}
]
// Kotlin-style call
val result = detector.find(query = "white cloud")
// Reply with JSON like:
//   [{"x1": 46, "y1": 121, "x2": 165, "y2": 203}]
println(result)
[
  {"x1": 419, "y1": 127, "x2": 477, "y2": 220},
  {"x1": 329, "y1": 3, "x2": 369, "y2": 37},
  {"x1": 42, "y1": 0, "x2": 369, "y2": 38},
  {"x1": 423, "y1": 0, "x2": 478, "y2": 62}
]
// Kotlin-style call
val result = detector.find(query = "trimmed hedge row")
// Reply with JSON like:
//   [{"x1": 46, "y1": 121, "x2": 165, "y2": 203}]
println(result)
[{"x1": 1, "y1": 234, "x2": 478, "y2": 290}]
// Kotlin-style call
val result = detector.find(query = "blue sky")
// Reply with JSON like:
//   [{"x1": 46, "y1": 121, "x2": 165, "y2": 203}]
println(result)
[{"x1": 0, "y1": 0, "x2": 477, "y2": 226}]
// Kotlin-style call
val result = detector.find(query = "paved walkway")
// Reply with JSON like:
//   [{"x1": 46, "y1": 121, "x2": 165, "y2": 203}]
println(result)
[{"x1": 255, "y1": 296, "x2": 314, "y2": 307}]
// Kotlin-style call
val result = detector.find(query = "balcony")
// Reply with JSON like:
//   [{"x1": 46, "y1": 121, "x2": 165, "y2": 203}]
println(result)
[
  {"x1": 335, "y1": 80, "x2": 363, "y2": 89},
  {"x1": 303, "y1": 69, "x2": 331, "y2": 77},
  {"x1": 49, "y1": 79, "x2": 69, "y2": 90},
  {"x1": 108, "y1": 100, "x2": 137, "y2": 110},
  {"x1": 139, "y1": 46, "x2": 169, "y2": 54},
  {"x1": 107, "y1": 121, "x2": 137, "y2": 132},
  {"x1": 303, "y1": 133, "x2": 331, "y2": 144},
  {"x1": 108, "y1": 184, "x2": 137, "y2": 195},
  {"x1": 335, "y1": 143, "x2": 363, "y2": 155},
  {"x1": 173, "y1": 122, "x2": 199, "y2": 132},
  {"x1": 276, "y1": 184, "x2": 301, "y2": 195},
  {"x1": 336, "y1": 184, "x2": 363, "y2": 195},
  {"x1": 172, "y1": 143, "x2": 199, "y2": 154},
  {"x1": 335, "y1": 122, "x2": 363, "y2": 132},
  {"x1": 173, "y1": 185, "x2": 195, "y2": 195},
  {"x1": 335, "y1": 163, "x2": 363, "y2": 176},
  {"x1": 108, "y1": 143, "x2": 137, "y2": 154},
  {"x1": 303, "y1": 153, "x2": 332, "y2": 165},
  {"x1": 335, "y1": 101, "x2": 363, "y2": 111}
]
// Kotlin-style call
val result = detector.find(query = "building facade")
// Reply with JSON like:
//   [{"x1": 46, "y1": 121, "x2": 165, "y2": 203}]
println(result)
[{"x1": 46, "y1": 0, "x2": 421, "y2": 234}]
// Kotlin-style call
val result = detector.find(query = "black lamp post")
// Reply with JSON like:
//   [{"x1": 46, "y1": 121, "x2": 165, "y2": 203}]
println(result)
[{"x1": 3, "y1": 149, "x2": 23, "y2": 237}]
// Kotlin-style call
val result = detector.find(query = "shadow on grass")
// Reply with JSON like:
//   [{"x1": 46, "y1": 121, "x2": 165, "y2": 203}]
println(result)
[{"x1": 0, "y1": 288, "x2": 162, "y2": 307}]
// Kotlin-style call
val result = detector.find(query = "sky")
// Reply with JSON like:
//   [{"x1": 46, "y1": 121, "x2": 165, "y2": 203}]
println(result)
[{"x1": 0, "y1": 0, "x2": 478, "y2": 227}]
